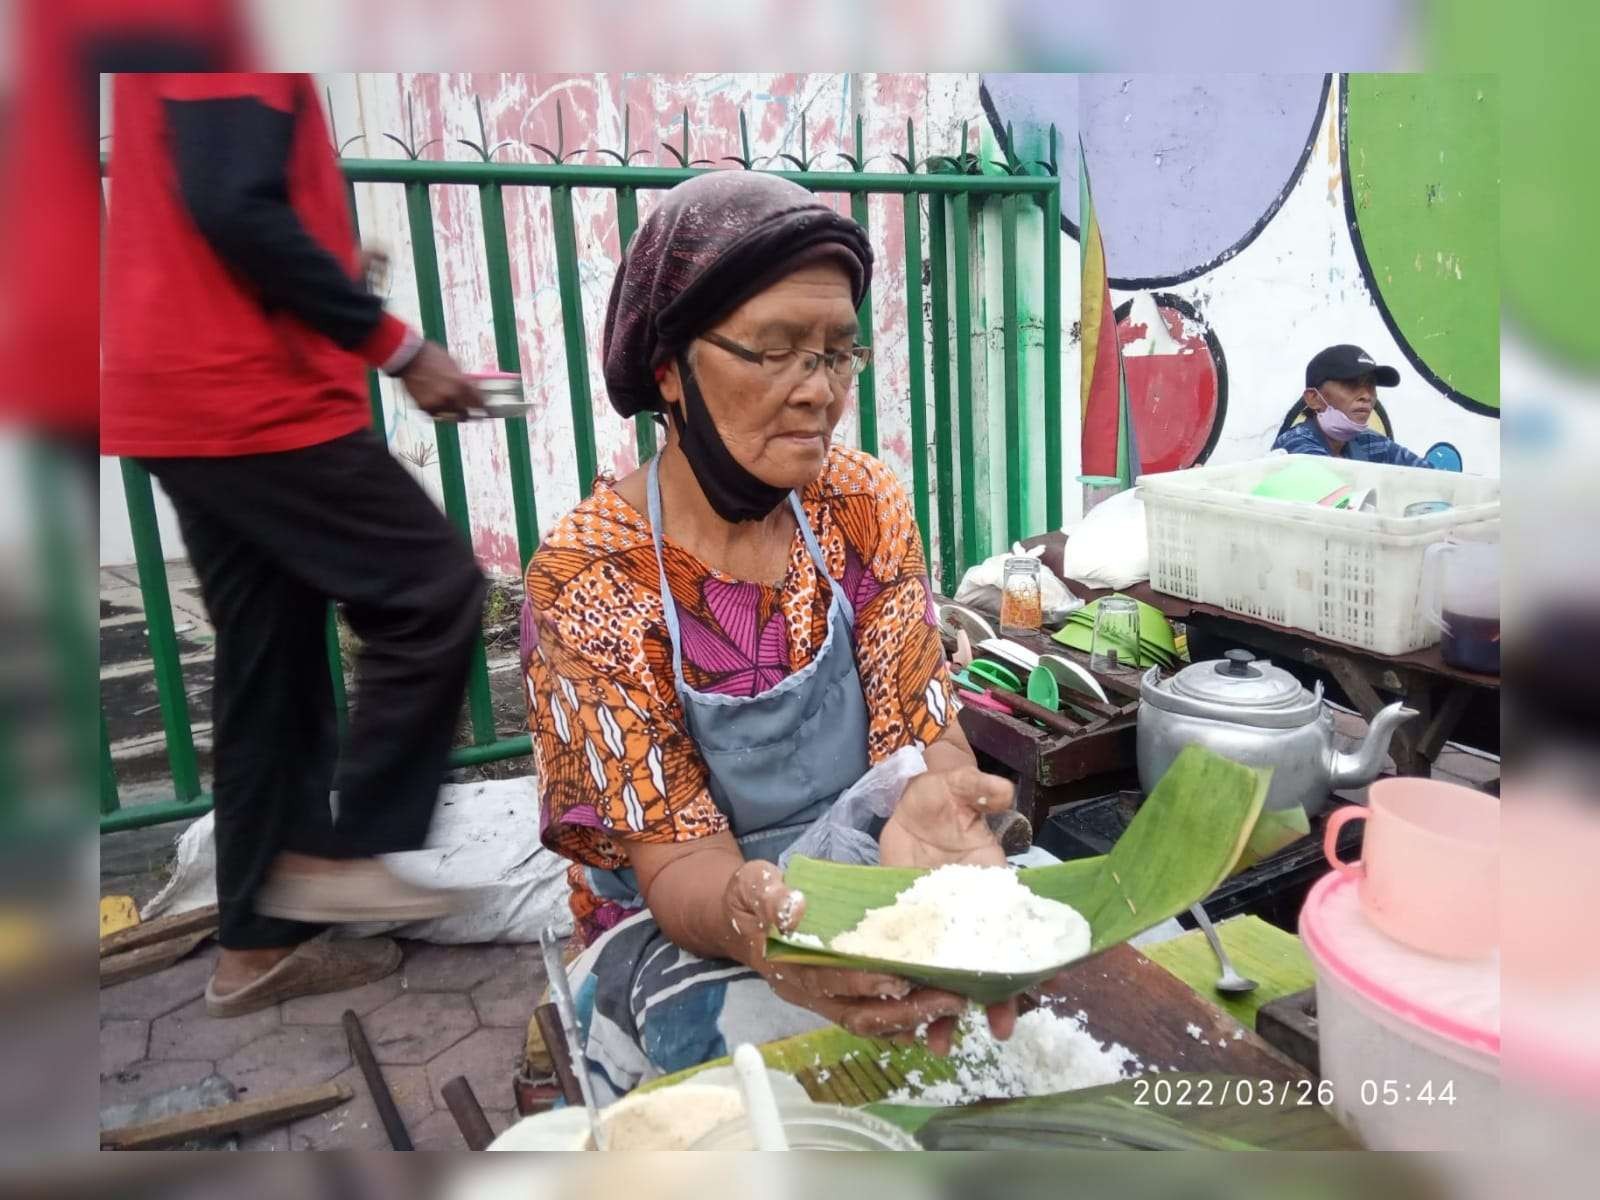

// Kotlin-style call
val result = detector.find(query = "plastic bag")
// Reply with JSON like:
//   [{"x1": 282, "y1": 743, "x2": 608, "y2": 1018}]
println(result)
[
  {"x1": 1060, "y1": 487, "x2": 1150, "y2": 590},
  {"x1": 778, "y1": 746, "x2": 927, "y2": 869},
  {"x1": 142, "y1": 778, "x2": 574, "y2": 943},
  {"x1": 954, "y1": 542, "x2": 1082, "y2": 625}
]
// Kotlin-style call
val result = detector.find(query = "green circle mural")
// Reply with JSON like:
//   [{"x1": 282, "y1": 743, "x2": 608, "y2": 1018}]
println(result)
[
  {"x1": 1430, "y1": 4, "x2": 1598, "y2": 370},
  {"x1": 1343, "y1": 74, "x2": 1499, "y2": 414}
]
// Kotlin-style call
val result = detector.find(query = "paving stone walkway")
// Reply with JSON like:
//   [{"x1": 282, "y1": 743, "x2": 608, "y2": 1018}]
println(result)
[{"x1": 99, "y1": 938, "x2": 547, "y2": 1150}]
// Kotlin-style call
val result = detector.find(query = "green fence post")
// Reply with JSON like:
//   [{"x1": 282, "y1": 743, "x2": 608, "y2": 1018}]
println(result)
[
  {"x1": 1001, "y1": 192, "x2": 1024, "y2": 546},
  {"x1": 951, "y1": 192, "x2": 981, "y2": 572},
  {"x1": 614, "y1": 187, "x2": 657, "y2": 464},
  {"x1": 901, "y1": 184, "x2": 932, "y2": 573},
  {"x1": 27, "y1": 441, "x2": 98, "y2": 814},
  {"x1": 100, "y1": 711, "x2": 120, "y2": 816},
  {"x1": 549, "y1": 185, "x2": 599, "y2": 496},
  {"x1": 345, "y1": 180, "x2": 389, "y2": 438},
  {"x1": 1042, "y1": 171, "x2": 1063, "y2": 532},
  {"x1": 119, "y1": 460, "x2": 201, "y2": 801},
  {"x1": 926, "y1": 196, "x2": 958, "y2": 595},
  {"x1": 479, "y1": 179, "x2": 542, "y2": 573},
  {"x1": 403, "y1": 179, "x2": 496, "y2": 745}
]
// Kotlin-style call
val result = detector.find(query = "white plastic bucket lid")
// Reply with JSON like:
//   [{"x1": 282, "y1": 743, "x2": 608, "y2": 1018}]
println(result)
[{"x1": 1300, "y1": 871, "x2": 1499, "y2": 1059}]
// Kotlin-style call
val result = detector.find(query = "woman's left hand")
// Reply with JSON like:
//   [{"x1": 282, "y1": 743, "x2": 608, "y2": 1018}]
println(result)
[{"x1": 878, "y1": 765, "x2": 1013, "y2": 870}]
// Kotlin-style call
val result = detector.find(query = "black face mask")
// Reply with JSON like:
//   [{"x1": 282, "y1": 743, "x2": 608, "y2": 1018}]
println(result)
[{"x1": 666, "y1": 351, "x2": 790, "y2": 523}]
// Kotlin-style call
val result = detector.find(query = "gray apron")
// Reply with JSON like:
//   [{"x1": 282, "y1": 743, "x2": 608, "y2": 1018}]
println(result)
[{"x1": 586, "y1": 456, "x2": 871, "y2": 902}]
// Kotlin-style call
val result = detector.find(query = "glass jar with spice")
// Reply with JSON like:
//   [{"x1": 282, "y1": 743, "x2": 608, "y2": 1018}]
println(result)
[{"x1": 999, "y1": 555, "x2": 1043, "y2": 637}]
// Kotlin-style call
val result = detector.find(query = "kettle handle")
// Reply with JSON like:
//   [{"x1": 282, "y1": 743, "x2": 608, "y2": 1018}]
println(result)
[
  {"x1": 1420, "y1": 541, "x2": 1455, "y2": 635},
  {"x1": 1323, "y1": 806, "x2": 1366, "y2": 877}
]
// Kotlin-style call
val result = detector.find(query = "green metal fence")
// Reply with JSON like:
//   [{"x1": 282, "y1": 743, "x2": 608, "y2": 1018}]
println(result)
[{"x1": 100, "y1": 109, "x2": 1063, "y2": 834}]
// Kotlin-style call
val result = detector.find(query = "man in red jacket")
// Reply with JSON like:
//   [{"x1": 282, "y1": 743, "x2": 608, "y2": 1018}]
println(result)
[{"x1": 102, "y1": 72, "x2": 486, "y2": 1017}]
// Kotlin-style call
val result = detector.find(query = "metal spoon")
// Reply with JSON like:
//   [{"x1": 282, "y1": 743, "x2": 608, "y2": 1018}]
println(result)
[{"x1": 1189, "y1": 903, "x2": 1258, "y2": 995}]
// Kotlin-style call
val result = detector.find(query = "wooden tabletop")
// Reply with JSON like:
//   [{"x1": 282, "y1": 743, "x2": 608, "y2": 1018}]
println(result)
[
  {"x1": 1033, "y1": 942, "x2": 1310, "y2": 1085},
  {"x1": 1018, "y1": 529, "x2": 1499, "y2": 690}
]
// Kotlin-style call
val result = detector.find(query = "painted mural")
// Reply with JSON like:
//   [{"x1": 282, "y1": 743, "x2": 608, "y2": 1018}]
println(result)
[{"x1": 984, "y1": 71, "x2": 1500, "y2": 481}]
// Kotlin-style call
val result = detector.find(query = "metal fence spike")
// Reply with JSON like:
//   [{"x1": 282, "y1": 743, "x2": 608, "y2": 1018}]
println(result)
[{"x1": 382, "y1": 132, "x2": 417, "y2": 160}]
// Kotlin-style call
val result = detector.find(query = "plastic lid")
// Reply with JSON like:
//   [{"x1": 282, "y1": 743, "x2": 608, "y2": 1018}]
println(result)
[
  {"x1": 1300, "y1": 871, "x2": 1499, "y2": 1058},
  {"x1": 1169, "y1": 649, "x2": 1306, "y2": 710}
]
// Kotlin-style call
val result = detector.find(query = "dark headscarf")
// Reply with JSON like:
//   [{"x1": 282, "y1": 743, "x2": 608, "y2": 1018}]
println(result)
[{"x1": 602, "y1": 171, "x2": 874, "y2": 419}]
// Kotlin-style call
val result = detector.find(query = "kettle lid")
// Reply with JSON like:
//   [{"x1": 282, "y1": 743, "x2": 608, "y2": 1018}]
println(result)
[{"x1": 1167, "y1": 649, "x2": 1309, "y2": 711}]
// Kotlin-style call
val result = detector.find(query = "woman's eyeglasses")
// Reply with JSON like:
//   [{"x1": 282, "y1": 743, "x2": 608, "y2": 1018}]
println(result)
[{"x1": 699, "y1": 331, "x2": 872, "y2": 384}]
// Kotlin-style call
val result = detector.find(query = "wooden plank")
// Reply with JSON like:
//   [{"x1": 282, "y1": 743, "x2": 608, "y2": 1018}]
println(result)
[
  {"x1": 100, "y1": 929, "x2": 211, "y2": 988},
  {"x1": 100, "y1": 905, "x2": 219, "y2": 958},
  {"x1": 981, "y1": 687, "x2": 1086, "y2": 735},
  {"x1": 100, "y1": 1081, "x2": 352, "y2": 1150},
  {"x1": 1036, "y1": 719, "x2": 1137, "y2": 787},
  {"x1": 1035, "y1": 943, "x2": 1309, "y2": 1084},
  {"x1": 1139, "y1": 915, "x2": 1316, "y2": 1029}
]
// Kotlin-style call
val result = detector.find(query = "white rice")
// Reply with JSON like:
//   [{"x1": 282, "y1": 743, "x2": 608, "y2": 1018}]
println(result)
[
  {"x1": 829, "y1": 864, "x2": 1091, "y2": 972},
  {"x1": 887, "y1": 1007, "x2": 1141, "y2": 1105}
]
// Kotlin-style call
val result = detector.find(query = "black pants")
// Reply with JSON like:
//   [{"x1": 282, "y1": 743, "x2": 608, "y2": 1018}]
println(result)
[{"x1": 144, "y1": 431, "x2": 487, "y2": 950}]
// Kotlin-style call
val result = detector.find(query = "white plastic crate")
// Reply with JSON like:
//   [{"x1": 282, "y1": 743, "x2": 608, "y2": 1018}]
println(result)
[{"x1": 1138, "y1": 455, "x2": 1499, "y2": 655}]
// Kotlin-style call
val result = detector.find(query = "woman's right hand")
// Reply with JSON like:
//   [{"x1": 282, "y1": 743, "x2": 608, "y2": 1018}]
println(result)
[{"x1": 721, "y1": 860, "x2": 978, "y2": 1054}]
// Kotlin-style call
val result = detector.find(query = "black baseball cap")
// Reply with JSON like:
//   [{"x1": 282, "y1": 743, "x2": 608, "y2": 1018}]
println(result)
[{"x1": 1305, "y1": 344, "x2": 1400, "y2": 390}]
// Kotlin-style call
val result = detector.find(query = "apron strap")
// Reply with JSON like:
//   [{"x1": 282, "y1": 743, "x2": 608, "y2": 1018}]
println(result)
[
  {"x1": 789, "y1": 491, "x2": 856, "y2": 627},
  {"x1": 645, "y1": 457, "x2": 689, "y2": 684},
  {"x1": 647, "y1": 456, "x2": 856, "y2": 690}
]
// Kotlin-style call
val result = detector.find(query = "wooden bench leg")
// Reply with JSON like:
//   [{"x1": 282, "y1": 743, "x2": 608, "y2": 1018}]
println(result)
[{"x1": 1313, "y1": 650, "x2": 1430, "y2": 776}]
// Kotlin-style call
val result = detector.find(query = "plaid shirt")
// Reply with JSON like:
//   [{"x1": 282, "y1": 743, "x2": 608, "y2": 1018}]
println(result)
[{"x1": 1272, "y1": 421, "x2": 1431, "y2": 468}]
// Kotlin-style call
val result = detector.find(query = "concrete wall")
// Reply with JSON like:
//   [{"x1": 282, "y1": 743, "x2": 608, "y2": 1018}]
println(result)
[{"x1": 101, "y1": 71, "x2": 1498, "y2": 572}]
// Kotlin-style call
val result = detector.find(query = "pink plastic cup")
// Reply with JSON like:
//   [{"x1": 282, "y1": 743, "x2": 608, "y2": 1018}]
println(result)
[{"x1": 1323, "y1": 777, "x2": 1499, "y2": 960}]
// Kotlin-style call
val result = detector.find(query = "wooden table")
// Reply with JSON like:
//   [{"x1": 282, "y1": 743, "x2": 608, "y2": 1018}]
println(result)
[{"x1": 1015, "y1": 530, "x2": 1500, "y2": 778}]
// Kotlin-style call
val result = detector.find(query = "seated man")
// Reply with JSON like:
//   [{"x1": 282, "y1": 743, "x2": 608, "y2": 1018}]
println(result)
[{"x1": 1273, "y1": 344, "x2": 1432, "y2": 467}]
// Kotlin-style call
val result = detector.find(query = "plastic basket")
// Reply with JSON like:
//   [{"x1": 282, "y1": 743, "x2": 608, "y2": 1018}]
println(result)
[{"x1": 1138, "y1": 456, "x2": 1499, "y2": 655}]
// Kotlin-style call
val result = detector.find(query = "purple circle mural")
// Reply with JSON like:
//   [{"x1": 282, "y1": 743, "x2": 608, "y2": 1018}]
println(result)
[{"x1": 983, "y1": 73, "x2": 1329, "y2": 286}]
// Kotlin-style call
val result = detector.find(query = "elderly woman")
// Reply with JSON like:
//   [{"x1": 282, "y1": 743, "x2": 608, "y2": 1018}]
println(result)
[{"x1": 523, "y1": 171, "x2": 1018, "y2": 1100}]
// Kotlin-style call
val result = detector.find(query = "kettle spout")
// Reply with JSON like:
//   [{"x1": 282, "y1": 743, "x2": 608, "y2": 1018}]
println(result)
[{"x1": 1328, "y1": 701, "x2": 1420, "y2": 790}]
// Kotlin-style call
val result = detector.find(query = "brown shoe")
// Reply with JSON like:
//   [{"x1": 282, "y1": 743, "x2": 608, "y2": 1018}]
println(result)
[
  {"x1": 204, "y1": 933, "x2": 402, "y2": 1018},
  {"x1": 254, "y1": 856, "x2": 464, "y2": 924}
]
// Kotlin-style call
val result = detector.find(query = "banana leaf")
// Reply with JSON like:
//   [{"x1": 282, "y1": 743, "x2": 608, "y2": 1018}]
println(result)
[
  {"x1": 1238, "y1": 802, "x2": 1311, "y2": 871},
  {"x1": 766, "y1": 745, "x2": 1271, "y2": 1004},
  {"x1": 875, "y1": 1074, "x2": 1359, "y2": 1149},
  {"x1": 636, "y1": 1021, "x2": 957, "y2": 1104},
  {"x1": 909, "y1": 1093, "x2": 1260, "y2": 1150}
]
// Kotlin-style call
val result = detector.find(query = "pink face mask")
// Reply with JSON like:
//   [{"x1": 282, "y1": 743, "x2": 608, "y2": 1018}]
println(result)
[{"x1": 1313, "y1": 392, "x2": 1370, "y2": 442}]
